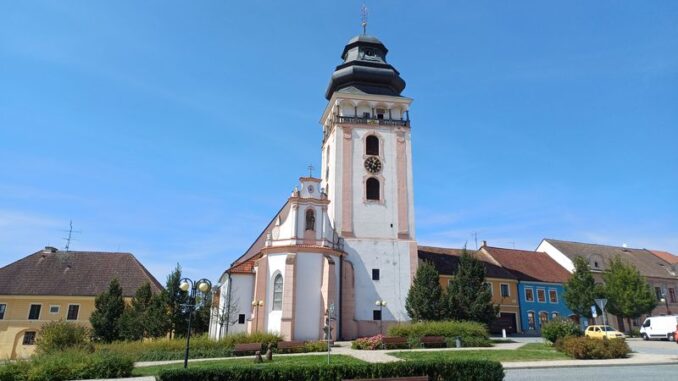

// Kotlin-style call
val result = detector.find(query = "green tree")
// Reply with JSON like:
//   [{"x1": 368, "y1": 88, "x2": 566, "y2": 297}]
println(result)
[
  {"x1": 164, "y1": 263, "x2": 189, "y2": 338},
  {"x1": 445, "y1": 249, "x2": 498, "y2": 324},
  {"x1": 191, "y1": 292, "x2": 213, "y2": 336},
  {"x1": 119, "y1": 282, "x2": 154, "y2": 341},
  {"x1": 405, "y1": 260, "x2": 445, "y2": 321},
  {"x1": 90, "y1": 278, "x2": 125, "y2": 342},
  {"x1": 563, "y1": 256, "x2": 598, "y2": 320},
  {"x1": 603, "y1": 256, "x2": 657, "y2": 331},
  {"x1": 144, "y1": 292, "x2": 171, "y2": 338}
]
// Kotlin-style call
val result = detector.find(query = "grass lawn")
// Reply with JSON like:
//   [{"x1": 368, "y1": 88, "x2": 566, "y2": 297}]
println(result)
[
  {"x1": 392, "y1": 343, "x2": 569, "y2": 362},
  {"x1": 133, "y1": 354, "x2": 365, "y2": 376}
]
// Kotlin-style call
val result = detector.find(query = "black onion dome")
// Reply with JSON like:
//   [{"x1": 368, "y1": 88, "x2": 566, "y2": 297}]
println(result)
[{"x1": 325, "y1": 34, "x2": 406, "y2": 100}]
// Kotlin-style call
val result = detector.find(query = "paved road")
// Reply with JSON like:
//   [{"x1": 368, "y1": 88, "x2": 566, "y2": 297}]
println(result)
[
  {"x1": 628, "y1": 338, "x2": 678, "y2": 356},
  {"x1": 505, "y1": 364, "x2": 678, "y2": 381}
]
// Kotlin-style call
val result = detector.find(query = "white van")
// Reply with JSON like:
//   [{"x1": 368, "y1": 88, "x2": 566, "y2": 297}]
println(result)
[{"x1": 640, "y1": 315, "x2": 678, "y2": 340}]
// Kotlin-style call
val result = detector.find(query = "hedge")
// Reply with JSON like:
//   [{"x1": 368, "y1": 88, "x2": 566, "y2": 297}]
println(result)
[
  {"x1": 0, "y1": 349, "x2": 133, "y2": 381},
  {"x1": 555, "y1": 337, "x2": 630, "y2": 359},
  {"x1": 158, "y1": 359, "x2": 504, "y2": 381},
  {"x1": 540, "y1": 318, "x2": 581, "y2": 343},
  {"x1": 388, "y1": 320, "x2": 489, "y2": 340}
]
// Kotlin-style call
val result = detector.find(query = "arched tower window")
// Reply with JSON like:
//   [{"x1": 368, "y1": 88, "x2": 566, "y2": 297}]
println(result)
[
  {"x1": 272, "y1": 274, "x2": 283, "y2": 311},
  {"x1": 366, "y1": 177, "x2": 380, "y2": 201},
  {"x1": 305, "y1": 208, "x2": 315, "y2": 231},
  {"x1": 366, "y1": 135, "x2": 379, "y2": 156}
]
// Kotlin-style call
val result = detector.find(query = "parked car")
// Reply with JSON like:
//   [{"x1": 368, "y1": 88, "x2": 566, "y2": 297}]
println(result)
[
  {"x1": 584, "y1": 325, "x2": 625, "y2": 340},
  {"x1": 640, "y1": 315, "x2": 678, "y2": 341}
]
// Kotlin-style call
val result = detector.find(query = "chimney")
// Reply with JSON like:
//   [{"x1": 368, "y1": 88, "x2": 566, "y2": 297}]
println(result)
[
  {"x1": 482, "y1": 240, "x2": 487, "y2": 248},
  {"x1": 43, "y1": 246, "x2": 58, "y2": 254}
]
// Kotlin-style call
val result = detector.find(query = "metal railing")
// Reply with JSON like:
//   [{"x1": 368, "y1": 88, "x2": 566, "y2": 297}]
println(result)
[{"x1": 335, "y1": 115, "x2": 409, "y2": 127}]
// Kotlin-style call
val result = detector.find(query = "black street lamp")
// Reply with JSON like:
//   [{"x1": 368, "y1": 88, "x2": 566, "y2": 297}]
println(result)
[
  {"x1": 179, "y1": 277, "x2": 212, "y2": 369},
  {"x1": 375, "y1": 300, "x2": 387, "y2": 335}
]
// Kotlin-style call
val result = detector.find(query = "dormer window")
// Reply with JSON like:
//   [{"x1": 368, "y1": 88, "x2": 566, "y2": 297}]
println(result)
[{"x1": 366, "y1": 135, "x2": 379, "y2": 156}]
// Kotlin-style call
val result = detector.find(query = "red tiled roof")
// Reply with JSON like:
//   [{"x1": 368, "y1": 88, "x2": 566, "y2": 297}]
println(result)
[
  {"x1": 229, "y1": 259, "x2": 255, "y2": 274},
  {"x1": 0, "y1": 248, "x2": 163, "y2": 297},
  {"x1": 483, "y1": 246, "x2": 571, "y2": 283},
  {"x1": 650, "y1": 250, "x2": 678, "y2": 265}
]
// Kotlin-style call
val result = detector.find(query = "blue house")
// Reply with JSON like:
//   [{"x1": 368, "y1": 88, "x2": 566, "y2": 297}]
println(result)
[{"x1": 482, "y1": 245, "x2": 574, "y2": 334}]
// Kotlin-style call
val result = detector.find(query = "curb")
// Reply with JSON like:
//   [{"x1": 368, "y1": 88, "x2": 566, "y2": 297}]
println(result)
[{"x1": 504, "y1": 360, "x2": 678, "y2": 370}]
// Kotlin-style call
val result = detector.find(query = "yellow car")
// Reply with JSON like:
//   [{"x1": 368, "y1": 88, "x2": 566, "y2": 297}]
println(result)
[{"x1": 584, "y1": 325, "x2": 626, "y2": 340}]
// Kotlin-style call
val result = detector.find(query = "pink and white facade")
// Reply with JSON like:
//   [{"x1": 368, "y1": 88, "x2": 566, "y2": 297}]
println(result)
[{"x1": 210, "y1": 33, "x2": 417, "y2": 340}]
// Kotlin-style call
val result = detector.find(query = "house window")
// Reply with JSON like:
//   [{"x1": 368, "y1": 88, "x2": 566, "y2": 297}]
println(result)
[
  {"x1": 67, "y1": 305, "x2": 80, "y2": 321},
  {"x1": 500, "y1": 284, "x2": 510, "y2": 298},
  {"x1": 272, "y1": 274, "x2": 283, "y2": 311},
  {"x1": 373, "y1": 309, "x2": 382, "y2": 321},
  {"x1": 536, "y1": 289, "x2": 546, "y2": 303},
  {"x1": 22, "y1": 331, "x2": 36, "y2": 345},
  {"x1": 0, "y1": 304, "x2": 6, "y2": 320},
  {"x1": 669, "y1": 288, "x2": 676, "y2": 303},
  {"x1": 49, "y1": 305, "x2": 60, "y2": 314},
  {"x1": 655, "y1": 287, "x2": 663, "y2": 300},
  {"x1": 539, "y1": 311, "x2": 549, "y2": 327},
  {"x1": 238, "y1": 314, "x2": 246, "y2": 324},
  {"x1": 28, "y1": 304, "x2": 41, "y2": 320},
  {"x1": 376, "y1": 108, "x2": 385, "y2": 120},
  {"x1": 372, "y1": 269, "x2": 380, "y2": 281},
  {"x1": 366, "y1": 178, "x2": 380, "y2": 201},
  {"x1": 485, "y1": 282, "x2": 493, "y2": 295},
  {"x1": 525, "y1": 288, "x2": 534, "y2": 302},
  {"x1": 305, "y1": 209, "x2": 315, "y2": 231},
  {"x1": 551, "y1": 312, "x2": 559, "y2": 319},
  {"x1": 549, "y1": 289, "x2": 558, "y2": 303},
  {"x1": 366, "y1": 135, "x2": 379, "y2": 155},
  {"x1": 527, "y1": 311, "x2": 536, "y2": 330}
]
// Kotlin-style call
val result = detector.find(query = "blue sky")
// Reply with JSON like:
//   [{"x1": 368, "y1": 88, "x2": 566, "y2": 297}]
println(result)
[{"x1": 1, "y1": 1, "x2": 677, "y2": 285}]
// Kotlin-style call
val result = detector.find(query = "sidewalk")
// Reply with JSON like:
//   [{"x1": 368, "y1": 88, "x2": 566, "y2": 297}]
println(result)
[{"x1": 135, "y1": 341, "x2": 677, "y2": 369}]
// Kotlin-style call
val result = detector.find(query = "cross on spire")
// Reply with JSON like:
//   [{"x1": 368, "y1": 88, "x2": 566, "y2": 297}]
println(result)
[
  {"x1": 308, "y1": 164, "x2": 314, "y2": 178},
  {"x1": 361, "y1": 3, "x2": 368, "y2": 35}
]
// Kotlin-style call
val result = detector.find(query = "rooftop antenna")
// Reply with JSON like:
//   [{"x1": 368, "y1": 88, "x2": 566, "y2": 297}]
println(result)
[
  {"x1": 308, "y1": 164, "x2": 314, "y2": 178},
  {"x1": 473, "y1": 232, "x2": 478, "y2": 250},
  {"x1": 62, "y1": 220, "x2": 81, "y2": 252},
  {"x1": 361, "y1": 3, "x2": 368, "y2": 35}
]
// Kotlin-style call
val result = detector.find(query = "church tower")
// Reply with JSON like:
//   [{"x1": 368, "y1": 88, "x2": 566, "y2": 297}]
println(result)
[{"x1": 320, "y1": 33, "x2": 417, "y2": 338}]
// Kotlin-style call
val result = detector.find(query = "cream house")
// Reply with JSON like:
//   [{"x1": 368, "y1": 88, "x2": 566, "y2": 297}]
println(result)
[{"x1": 0, "y1": 246, "x2": 162, "y2": 359}]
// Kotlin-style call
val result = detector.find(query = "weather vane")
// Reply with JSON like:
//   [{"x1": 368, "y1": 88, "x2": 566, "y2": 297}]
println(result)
[{"x1": 361, "y1": 3, "x2": 368, "y2": 35}]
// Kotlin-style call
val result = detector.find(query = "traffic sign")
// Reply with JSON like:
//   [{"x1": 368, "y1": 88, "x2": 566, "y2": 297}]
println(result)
[
  {"x1": 595, "y1": 298, "x2": 607, "y2": 311},
  {"x1": 591, "y1": 305, "x2": 598, "y2": 318}
]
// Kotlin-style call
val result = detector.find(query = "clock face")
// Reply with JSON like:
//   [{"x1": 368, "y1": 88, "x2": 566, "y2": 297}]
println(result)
[{"x1": 364, "y1": 156, "x2": 382, "y2": 174}]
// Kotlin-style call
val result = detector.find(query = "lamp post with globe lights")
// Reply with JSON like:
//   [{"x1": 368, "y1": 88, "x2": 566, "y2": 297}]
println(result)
[
  {"x1": 375, "y1": 300, "x2": 387, "y2": 334},
  {"x1": 179, "y1": 278, "x2": 212, "y2": 369}
]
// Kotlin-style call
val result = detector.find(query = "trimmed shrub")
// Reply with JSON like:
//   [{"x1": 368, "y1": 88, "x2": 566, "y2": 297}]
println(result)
[
  {"x1": 460, "y1": 336, "x2": 493, "y2": 348},
  {"x1": 0, "y1": 349, "x2": 133, "y2": 381},
  {"x1": 541, "y1": 318, "x2": 581, "y2": 343},
  {"x1": 36, "y1": 320, "x2": 93, "y2": 354},
  {"x1": 158, "y1": 359, "x2": 504, "y2": 381},
  {"x1": 388, "y1": 320, "x2": 489, "y2": 339},
  {"x1": 556, "y1": 337, "x2": 630, "y2": 359}
]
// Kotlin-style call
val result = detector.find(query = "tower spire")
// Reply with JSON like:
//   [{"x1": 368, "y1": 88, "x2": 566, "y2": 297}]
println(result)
[{"x1": 361, "y1": 3, "x2": 368, "y2": 35}]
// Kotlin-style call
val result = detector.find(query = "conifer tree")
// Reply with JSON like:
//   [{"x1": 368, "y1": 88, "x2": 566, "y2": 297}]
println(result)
[
  {"x1": 90, "y1": 278, "x2": 125, "y2": 342},
  {"x1": 405, "y1": 260, "x2": 445, "y2": 321},
  {"x1": 164, "y1": 264, "x2": 189, "y2": 338},
  {"x1": 563, "y1": 256, "x2": 598, "y2": 320},
  {"x1": 603, "y1": 256, "x2": 657, "y2": 330},
  {"x1": 445, "y1": 249, "x2": 497, "y2": 324},
  {"x1": 119, "y1": 282, "x2": 154, "y2": 341}
]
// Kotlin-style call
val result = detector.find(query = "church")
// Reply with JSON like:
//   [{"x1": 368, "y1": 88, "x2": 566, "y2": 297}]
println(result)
[{"x1": 209, "y1": 30, "x2": 417, "y2": 341}]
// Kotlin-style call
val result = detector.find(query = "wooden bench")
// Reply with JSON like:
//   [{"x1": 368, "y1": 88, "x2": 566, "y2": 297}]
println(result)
[
  {"x1": 233, "y1": 342, "x2": 262, "y2": 355},
  {"x1": 381, "y1": 336, "x2": 408, "y2": 349},
  {"x1": 343, "y1": 377, "x2": 428, "y2": 381},
  {"x1": 277, "y1": 340, "x2": 306, "y2": 352},
  {"x1": 420, "y1": 336, "x2": 445, "y2": 347}
]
